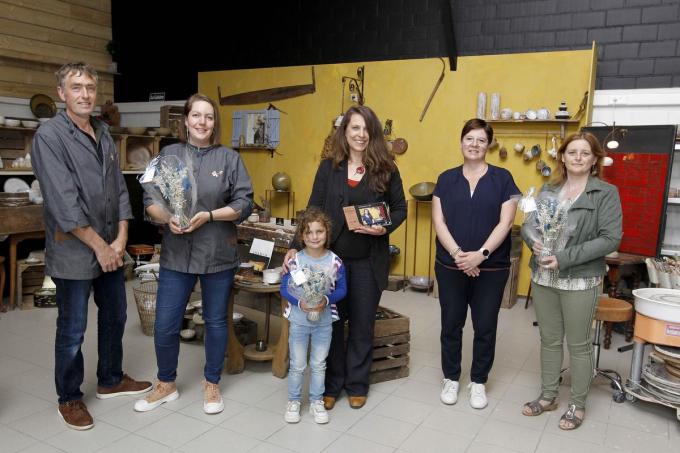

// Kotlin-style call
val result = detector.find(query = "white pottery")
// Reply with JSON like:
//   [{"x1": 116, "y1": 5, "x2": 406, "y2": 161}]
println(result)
[
  {"x1": 262, "y1": 268, "x2": 281, "y2": 284},
  {"x1": 633, "y1": 288, "x2": 680, "y2": 323},
  {"x1": 658, "y1": 271, "x2": 672, "y2": 289}
]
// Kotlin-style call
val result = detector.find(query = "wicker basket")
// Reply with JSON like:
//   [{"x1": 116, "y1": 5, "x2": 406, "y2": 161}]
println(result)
[{"x1": 133, "y1": 281, "x2": 158, "y2": 336}]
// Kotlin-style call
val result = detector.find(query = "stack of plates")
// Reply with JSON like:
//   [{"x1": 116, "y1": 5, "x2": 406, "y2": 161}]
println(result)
[
  {"x1": 654, "y1": 345, "x2": 680, "y2": 378},
  {"x1": 642, "y1": 360, "x2": 680, "y2": 403},
  {"x1": 0, "y1": 192, "x2": 31, "y2": 207}
]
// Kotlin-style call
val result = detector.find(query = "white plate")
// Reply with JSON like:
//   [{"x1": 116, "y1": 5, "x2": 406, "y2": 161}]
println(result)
[{"x1": 3, "y1": 178, "x2": 30, "y2": 193}]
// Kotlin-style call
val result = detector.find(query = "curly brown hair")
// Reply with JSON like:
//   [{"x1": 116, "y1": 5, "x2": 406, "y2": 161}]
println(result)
[
  {"x1": 294, "y1": 206, "x2": 333, "y2": 249},
  {"x1": 328, "y1": 105, "x2": 396, "y2": 193}
]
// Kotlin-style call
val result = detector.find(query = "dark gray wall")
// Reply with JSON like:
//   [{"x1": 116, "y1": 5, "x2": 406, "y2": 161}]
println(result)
[
  {"x1": 112, "y1": 0, "x2": 680, "y2": 101},
  {"x1": 453, "y1": 0, "x2": 680, "y2": 89}
]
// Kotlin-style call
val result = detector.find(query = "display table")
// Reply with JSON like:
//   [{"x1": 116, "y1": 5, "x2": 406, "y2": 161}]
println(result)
[
  {"x1": 225, "y1": 280, "x2": 289, "y2": 378},
  {"x1": 0, "y1": 205, "x2": 45, "y2": 311}
]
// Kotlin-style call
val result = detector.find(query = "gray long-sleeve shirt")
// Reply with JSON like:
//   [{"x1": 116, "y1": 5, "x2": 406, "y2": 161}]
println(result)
[
  {"x1": 143, "y1": 142, "x2": 253, "y2": 274},
  {"x1": 32, "y1": 111, "x2": 133, "y2": 280}
]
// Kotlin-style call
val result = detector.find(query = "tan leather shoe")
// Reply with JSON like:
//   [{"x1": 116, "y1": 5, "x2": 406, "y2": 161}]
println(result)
[
  {"x1": 323, "y1": 395, "x2": 336, "y2": 410},
  {"x1": 348, "y1": 396, "x2": 367, "y2": 409},
  {"x1": 58, "y1": 400, "x2": 94, "y2": 430}
]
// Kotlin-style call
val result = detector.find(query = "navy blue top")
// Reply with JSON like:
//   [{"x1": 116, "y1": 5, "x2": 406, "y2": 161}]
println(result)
[{"x1": 433, "y1": 164, "x2": 520, "y2": 269}]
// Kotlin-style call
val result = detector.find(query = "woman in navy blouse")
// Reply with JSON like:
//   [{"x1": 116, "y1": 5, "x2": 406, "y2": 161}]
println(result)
[{"x1": 432, "y1": 118, "x2": 520, "y2": 409}]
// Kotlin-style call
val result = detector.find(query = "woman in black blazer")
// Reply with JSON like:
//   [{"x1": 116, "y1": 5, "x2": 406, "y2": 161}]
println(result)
[{"x1": 285, "y1": 105, "x2": 406, "y2": 409}]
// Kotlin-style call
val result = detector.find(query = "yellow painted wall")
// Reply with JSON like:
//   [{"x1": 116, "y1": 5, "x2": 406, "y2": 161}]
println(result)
[{"x1": 199, "y1": 48, "x2": 595, "y2": 296}]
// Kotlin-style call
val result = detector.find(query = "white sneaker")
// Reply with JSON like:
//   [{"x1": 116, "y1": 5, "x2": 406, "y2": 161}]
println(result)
[
  {"x1": 468, "y1": 382, "x2": 488, "y2": 409},
  {"x1": 133, "y1": 382, "x2": 179, "y2": 412},
  {"x1": 309, "y1": 399, "x2": 329, "y2": 424},
  {"x1": 284, "y1": 400, "x2": 301, "y2": 423},
  {"x1": 203, "y1": 381, "x2": 224, "y2": 414},
  {"x1": 440, "y1": 379, "x2": 459, "y2": 405}
]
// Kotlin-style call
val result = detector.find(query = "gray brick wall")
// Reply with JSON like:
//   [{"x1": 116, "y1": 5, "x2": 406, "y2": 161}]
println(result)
[
  {"x1": 113, "y1": 0, "x2": 680, "y2": 102},
  {"x1": 453, "y1": 0, "x2": 680, "y2": 89}
]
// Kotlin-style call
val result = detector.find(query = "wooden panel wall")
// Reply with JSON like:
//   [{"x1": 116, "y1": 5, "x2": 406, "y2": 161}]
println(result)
[{"x1": 0, "y1": 0, "x2": 114, "y2": 104}]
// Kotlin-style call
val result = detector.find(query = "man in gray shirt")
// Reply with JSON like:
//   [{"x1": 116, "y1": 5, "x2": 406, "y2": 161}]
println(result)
[{"x1": 32, "y1": 62, "x2": 152, "y2": 431}]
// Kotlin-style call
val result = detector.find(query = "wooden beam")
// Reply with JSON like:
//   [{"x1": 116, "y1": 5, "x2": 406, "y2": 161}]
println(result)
[
  {"x1": 0, "y1": 17, "x2": 108, "y2": 53},
  {"x1": 2, "y1": 0, "x2": 110, "y2": 26},
  {"x1": 0, "y1": 2, "x2": 112, "y2": 40}
]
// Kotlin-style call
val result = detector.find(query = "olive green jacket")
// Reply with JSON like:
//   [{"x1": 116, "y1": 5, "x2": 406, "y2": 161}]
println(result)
[{"x1": 521, "y1": 176, "x2": 622, "y2": 279}]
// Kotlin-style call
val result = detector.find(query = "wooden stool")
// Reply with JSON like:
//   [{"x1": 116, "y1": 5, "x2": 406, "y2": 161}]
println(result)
[
  {"x1": 597, "y1": 297, "x2": 634, "y2": 350},
  {"x1": 0, "y1": 256, "x2": 5, "y2": 311},
  {"x1": 593, "y1": 296, "x2": 634, "y2": 403}
]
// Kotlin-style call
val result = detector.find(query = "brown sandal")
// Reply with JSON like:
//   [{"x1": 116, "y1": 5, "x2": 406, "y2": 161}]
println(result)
[
  {"x1": 559, "y1": 404, "x2": 584, "y2": 430},
  {"x1": 522, "y1": 396, "x2": 558, "y2": 416}
]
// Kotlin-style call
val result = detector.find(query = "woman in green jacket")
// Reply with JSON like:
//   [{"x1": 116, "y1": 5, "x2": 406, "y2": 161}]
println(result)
[{"x1": 520, "y1": 132, "x2": 622, "y2": 430}]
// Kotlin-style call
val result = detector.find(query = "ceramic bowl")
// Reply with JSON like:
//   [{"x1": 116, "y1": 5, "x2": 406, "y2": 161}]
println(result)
[
  {"x1": 409, "y1": 275, "x2": 433, "y2": 289},
  {"x1": 21, "y1": 120, "x2": 39, "y2": 128},
  {"x1": 146, "y1": 129, "x2": 157, "y2": 137},
  {"x1": 409, "y1": 182, "x2": 436, "y2": 201},
  {"x1": 38, "y1": 118, "x2": 51, "y2": 124},
  {"x1": 525, "y1": 110, "x2": 538, "y2": 120},
  {"x1": 109, "y1": 126, "x2": 126, "y2": 134},
  {"x1": 127, "y1": 127, "x2": 147, "y2": 135},
  {"x1": 155, "y1": 127, "x2": 171, "y2": 136},
  {"x1": 180, "y1": 329, "x2": 196, "y2": 340},
  {"x1": 5, "y1": 119, "x2": 21, "y2": 127}
]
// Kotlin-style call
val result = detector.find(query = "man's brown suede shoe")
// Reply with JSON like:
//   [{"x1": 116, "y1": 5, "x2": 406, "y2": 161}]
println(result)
[
  {"x1": 58, "y1": 400, "x2": 94, "y2": 430},
  {"x1": 348, "y1": 396, "x2": 367, "y2": 409},
  {"x1": 96, "y1": 374, "x2": 152, "y2": 399},
  {"x1": 323, "y1": 396, "x2": 336, "y2": 410}
]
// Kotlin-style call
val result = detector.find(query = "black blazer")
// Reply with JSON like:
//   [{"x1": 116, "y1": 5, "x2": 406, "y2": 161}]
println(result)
[{"x1": 303, "y1": 158, "x2": 407, "y2": 291}]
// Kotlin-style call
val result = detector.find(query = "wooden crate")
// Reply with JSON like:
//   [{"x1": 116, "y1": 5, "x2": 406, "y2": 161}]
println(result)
[
  {"x1": 370, "y1": 307, "x2": 410, "y2": 383},
  {"x1": 160, "y1": 105, "x2": 184, "y2": 137}
]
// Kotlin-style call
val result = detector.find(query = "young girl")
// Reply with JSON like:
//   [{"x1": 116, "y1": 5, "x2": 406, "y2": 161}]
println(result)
[{"x1": 280, "y1": 207, "x2": 347, "y2": 424}]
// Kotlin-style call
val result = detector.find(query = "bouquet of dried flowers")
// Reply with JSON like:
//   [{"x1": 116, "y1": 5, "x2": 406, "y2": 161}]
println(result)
[
  {"x1": 287, "y1": 265, "x2": 334, "y2": 322},
  {"x1": 139, "y1": 154, "x2": 197, "y2": 229},
  {"x1": 520, "y1": 187, "x2": 571, "y2": 285}
]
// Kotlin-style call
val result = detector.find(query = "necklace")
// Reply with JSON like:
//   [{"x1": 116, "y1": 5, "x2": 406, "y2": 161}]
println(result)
[{"x1": 350, "y1": 162, "x2": 365, "y2": 177}]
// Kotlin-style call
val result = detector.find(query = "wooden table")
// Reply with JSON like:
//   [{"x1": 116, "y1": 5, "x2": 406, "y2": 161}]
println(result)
[
  {"x1": 225, "y1": 280, "x2": 289, "y2": 378},
  {"x1": 605, "y1": 252, "x2": 646, "y2": 297},
  {"x1": 0, "y1": 205, "x2": 45, "y2": 311}
]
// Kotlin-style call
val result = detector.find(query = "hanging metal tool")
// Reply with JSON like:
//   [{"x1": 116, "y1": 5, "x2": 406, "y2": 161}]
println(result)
[
  {"x1": 419, "y1": 58, "x2": 446, "y2": 122},
  {"x1": 218, "y1": 67, "x2": 316, "y2": 105},
  {"x1": 342, "y1": 66, "x2": 365, "y2": 105}
]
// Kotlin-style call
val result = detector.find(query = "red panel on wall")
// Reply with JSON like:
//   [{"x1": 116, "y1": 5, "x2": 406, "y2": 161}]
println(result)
[{"x1": 602, "y1": 152, "x2": 669, "y2": 256}]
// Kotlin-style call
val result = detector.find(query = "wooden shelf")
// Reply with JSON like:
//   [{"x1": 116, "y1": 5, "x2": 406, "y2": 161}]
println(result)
[
  {"x1": 486, "y1": 119, "x2": 581, "y2": 139},
  {"x1": 0, "y1": 170, "x2": 33, "y2": 175}
]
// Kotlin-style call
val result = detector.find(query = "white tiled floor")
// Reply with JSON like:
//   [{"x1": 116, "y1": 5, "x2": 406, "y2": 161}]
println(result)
[{"x1": 1, "y1": 288, "x2": 679, "y2": 452}]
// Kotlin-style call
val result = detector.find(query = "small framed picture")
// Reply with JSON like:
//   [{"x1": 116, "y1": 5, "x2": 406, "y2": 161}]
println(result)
[{"x1": 343, "y1": 201, "x2": 391, "y2": 230}]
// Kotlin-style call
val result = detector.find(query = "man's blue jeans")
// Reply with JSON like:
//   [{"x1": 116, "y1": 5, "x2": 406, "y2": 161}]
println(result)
[
  {"x1": 288, "y1": 322, "x2": 332, "y2": 402},
  {"x1": 53, "y1": 268, "x2": 127, "y2": 404},
  {"x1": 155, "y1": 267, "x2": 235, "y2": 384}
]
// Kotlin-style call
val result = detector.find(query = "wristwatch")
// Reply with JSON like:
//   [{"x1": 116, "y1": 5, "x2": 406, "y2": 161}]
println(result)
[{"x1": 479, "y1": 248, "x2": 490, "y2": 259}]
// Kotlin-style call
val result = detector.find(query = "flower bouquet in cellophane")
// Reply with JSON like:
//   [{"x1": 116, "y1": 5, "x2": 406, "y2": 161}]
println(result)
[
  {"x1": 287, "y1": 265, "x2": 334, "y2": 322},
  {"x1": 520, "y1": 187, "x2": 572, "y2": 285},
  {"x1": 139, "y1": 154, "x2": 197, "y2": 229}
]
